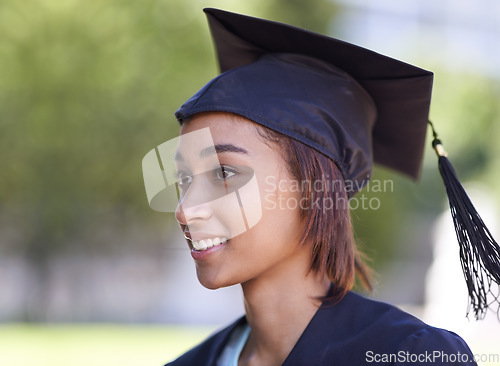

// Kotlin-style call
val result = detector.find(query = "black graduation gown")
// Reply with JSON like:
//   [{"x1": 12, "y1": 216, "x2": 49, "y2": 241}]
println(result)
[{"x1": 166, "y1": 291, "x2": 477, "y2": 365}]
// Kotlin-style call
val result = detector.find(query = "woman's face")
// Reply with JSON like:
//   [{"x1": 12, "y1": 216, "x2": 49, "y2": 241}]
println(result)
[{"x1": 175, "y1": 112, "x2": 309, "y2": 289}]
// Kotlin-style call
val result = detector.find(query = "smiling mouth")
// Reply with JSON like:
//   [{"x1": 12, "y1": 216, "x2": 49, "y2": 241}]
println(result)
[{"x1": 189, "y1": 237, "x2": 228, "y2": 251}]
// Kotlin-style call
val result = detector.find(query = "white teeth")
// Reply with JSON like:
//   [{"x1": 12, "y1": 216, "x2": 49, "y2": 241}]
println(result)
[{"x1": 191, "y1": 237, "x2": 227, "y2": 251}]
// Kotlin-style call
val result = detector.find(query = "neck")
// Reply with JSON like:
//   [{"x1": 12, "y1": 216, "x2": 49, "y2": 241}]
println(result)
[{"x1": 239, "y1": 253, "x2": 330, "y2": 365}]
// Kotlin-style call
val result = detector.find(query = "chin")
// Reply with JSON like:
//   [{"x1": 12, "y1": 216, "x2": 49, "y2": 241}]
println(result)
[
  {"x1": 198, "y1": 276, "x2": 221, "y2": 290},
  {"x1": 196, "y1": 270, "x2": 239, "y2": 290}
]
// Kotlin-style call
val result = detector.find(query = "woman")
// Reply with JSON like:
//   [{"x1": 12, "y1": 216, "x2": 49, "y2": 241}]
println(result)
[{"x1": 143, "y1": 8, "x2": 479, "y2": 366}]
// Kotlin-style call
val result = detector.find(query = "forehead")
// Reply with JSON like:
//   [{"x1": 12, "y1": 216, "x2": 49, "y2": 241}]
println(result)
[{"x1": 178, "y1": 112, "x2": 287, "y2": 170}]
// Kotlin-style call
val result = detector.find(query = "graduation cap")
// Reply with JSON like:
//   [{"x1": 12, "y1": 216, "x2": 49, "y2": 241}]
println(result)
[
  {"x1": 174, "y1": 8, "x2": 500, "y2": 319},
  {"x1": 177, "y1": 8, "x2": 433, "y2": 191}
]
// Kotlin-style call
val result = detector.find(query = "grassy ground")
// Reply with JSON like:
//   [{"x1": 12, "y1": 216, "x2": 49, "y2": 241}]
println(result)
[
  {"x1": 1, "y1": 323, "x2": 498, "y2": 365},
  {"x1": 0, "y1": 323, "x2": 217, "y2": 366}
]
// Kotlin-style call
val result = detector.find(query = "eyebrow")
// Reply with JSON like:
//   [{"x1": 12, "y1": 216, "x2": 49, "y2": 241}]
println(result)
[
  {"x1": 201, "y1": 144, "x2": 249, "y2": 157},
  {"x1": 174, "y1": 144, "x2": 249, "y2": 161}
]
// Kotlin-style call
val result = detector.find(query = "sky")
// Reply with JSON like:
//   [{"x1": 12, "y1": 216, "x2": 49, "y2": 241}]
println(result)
[{"x1": 333, "y1": 0, "x2": 500, "y2": 78}]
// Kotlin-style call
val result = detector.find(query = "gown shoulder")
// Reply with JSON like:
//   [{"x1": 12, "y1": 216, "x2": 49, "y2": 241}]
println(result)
[{"x1": 166, "y1": 291, "x2": 477, "y2": 366}]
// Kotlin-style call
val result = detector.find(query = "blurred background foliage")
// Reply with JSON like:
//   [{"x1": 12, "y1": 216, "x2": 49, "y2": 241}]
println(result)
[
  {"x1": 0, "y1": 0, "x2": 338, "y2": 256},
  {"x1": 0, "y1": 0, "x2": 499, "y2": 324}
]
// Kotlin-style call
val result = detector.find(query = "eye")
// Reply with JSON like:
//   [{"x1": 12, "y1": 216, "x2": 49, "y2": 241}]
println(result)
[
  {"x1": 214, "y1": 166, "x2": 236, "y2": 180},
  {"x1": 177, "y1": 171, "x2": 192, "y2": 187}
]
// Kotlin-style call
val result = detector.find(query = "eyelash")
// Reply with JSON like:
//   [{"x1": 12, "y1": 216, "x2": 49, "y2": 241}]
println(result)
[{"x1": 214, "y1": 166, "x2": 237, "y2": 180}]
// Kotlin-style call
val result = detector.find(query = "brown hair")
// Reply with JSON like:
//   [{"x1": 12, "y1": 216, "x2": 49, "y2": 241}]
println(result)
[{"x1": 256, "y1": 126, "x2": 373, "y2": 303}]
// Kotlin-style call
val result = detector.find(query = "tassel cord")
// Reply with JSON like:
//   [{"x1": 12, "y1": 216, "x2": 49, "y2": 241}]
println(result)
[
  {"x1": 428, "y1": 121, "x2": 500, "y2": 319},
  {"x1": 437, "y1": 154, "x2": 500, "y2": 319}
]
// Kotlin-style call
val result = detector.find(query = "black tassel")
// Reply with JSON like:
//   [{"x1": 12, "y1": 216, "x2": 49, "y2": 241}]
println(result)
[{"x1": 429, "y1": 121, "x2": 500, "y2": 320}]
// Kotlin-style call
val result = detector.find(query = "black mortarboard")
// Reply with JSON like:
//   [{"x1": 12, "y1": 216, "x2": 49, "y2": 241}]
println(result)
[
  {"x1": 176, "y1": 8, "x2": 434, "y2": 193},
  {"x1": 173, "y1": 8, "x2": 500, "y2": 319}
]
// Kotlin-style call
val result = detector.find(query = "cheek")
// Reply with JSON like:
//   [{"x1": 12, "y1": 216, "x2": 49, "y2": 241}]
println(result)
[
  {"x1": 209, "y1": 193, "x2": 249, "y2": 238},
  {"x1": 259, "y1": 173, "x2": 302, "y2": 214},
  {"x1": 194, "y1": 189, "x2": 304, "y2": 289},
  {"x1": 258, "y1": 184, "x2": 304, "y2": 242},
  {"x1": 207, "y1": 172, "x2": 264, "y2": 238}
]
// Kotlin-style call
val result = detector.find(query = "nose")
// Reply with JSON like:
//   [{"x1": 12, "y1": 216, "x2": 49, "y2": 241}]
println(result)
[
  {"x1": 174, "y1": 179, "x2": 213, "y2": 225},
  {"x1": 175, "y1": 201, "x2": 212, "y2": 225}
]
